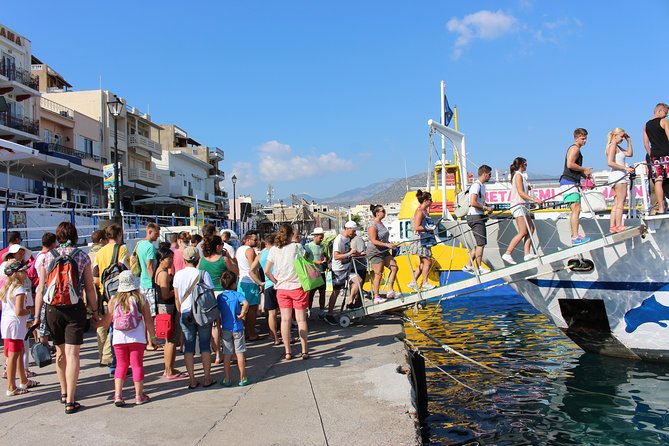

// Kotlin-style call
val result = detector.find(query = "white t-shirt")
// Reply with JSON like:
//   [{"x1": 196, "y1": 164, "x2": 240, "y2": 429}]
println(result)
[
  {"x1": 266, "y1": 243, "x2": 301, "y2": 290},
  {"x1": 111, "y1": 296, "x2": 147, "y2": 345},
  {"x1": 331, "y1": 234, "x2": 351, "y2": 272},
  {"x1": 173, "y1": 266, "x2": 214, "y2": 313},
  {"x1": 467, "y1": 180, "x2": 486, "y2": 216},
  {"x1": 34, "y1": 251, "x2": 48, "y2": 280},
  {"x1": 223, "y1": 242, "x2": 235, "y2": 259},
  {"x1": 0, "y1": 285, "x2": 28, "y2": 340}
]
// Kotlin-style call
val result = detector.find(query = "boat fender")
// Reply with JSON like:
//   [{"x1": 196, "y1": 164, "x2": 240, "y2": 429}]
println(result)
[{"x1": 568, "y1": 258, "x2": 594, "y2": 272}]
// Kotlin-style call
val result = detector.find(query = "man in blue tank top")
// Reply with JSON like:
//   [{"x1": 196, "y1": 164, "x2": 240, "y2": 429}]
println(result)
[{"x1": 559, "y1": 128, "x2": 592, "y2": 245}]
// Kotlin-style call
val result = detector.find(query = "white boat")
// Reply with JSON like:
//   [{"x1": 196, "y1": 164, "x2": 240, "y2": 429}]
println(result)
[{"x1": 429, "y1": 117, "x2": 669, "y2": 362}]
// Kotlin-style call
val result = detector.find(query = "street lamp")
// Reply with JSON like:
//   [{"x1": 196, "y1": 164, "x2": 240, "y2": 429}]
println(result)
[
  {"x1": 231, "y1": 174, "x2": 237, "y2": 234},
  {"x1": 106, "y1": 94, "x2": 124, "y2": 225}
]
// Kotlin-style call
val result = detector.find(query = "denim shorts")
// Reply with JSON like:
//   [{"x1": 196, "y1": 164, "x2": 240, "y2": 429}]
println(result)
[{"x1": 179, "y1": 312, "x2": 212, "y2": 354}]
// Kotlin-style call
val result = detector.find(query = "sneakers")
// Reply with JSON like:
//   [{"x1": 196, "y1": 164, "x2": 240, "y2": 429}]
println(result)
[
  {"x1": 220, "y1": 378, "x2": 232, "y2": 387},
  {"x1": 373, "y1": 295, "x2": 388, "y2": 304},
  {"x1": 462, "y1": 264, "x2": 475, "y2": 274},
  {"x1": 523, "y1": 253, "x2": 537, "y2": 261},
  {"x1": 478, "y1": 267, "x2": 490, "y2": 275},
  {"x1": 421, "y1": 283, "x2": 436, "y2": 291},
  {"x1": 571, "y1": 236, "x2": 590, "y2": 246},
  {"x1": 386, "y1": 290, "x2": 400, "y2": 299},
  {"x1": 502, "y1": 254, "x2": 516, "y2": 265},
  {"x1": 324, "y1": 315, "x2": 338, "y2": 326},
  {"x1": 238, "y1": 377, "x2": 250, "y2": 387},
  {"x1": 408, "y1": 281, "x2": 420, "y2": 291}
]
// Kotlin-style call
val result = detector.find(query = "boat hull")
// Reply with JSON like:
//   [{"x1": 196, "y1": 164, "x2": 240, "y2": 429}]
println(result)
[{"x1": 444, "y1": 214, "x2": 669, "y2": 362}]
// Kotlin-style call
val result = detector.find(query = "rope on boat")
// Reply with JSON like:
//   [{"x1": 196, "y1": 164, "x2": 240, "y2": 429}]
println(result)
[{"x1": 400, "y1": 336, "x2": 496, "y2": 396}]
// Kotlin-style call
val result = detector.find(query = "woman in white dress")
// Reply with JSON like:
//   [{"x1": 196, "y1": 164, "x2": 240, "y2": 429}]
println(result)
[{"x1": 606, "y1": 128, "x2": 634, "y2": 232}]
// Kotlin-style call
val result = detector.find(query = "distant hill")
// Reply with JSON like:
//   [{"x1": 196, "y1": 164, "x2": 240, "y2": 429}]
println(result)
[
  {"x1": 321, "y1": 178, "x2": 401, "y2": 206},
  {"x1": 364, "y1": 173, "x2": 432, "y2": 204}
]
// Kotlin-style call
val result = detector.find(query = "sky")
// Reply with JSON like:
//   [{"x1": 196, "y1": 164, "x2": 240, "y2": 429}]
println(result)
[{"x1": 4, "y1": 1, "x2": 669, "y2": 202}]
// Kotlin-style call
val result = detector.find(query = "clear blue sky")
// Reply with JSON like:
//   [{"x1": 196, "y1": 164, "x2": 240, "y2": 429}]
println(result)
[{"x1": 5, "y1": 1, "x2": 669, "y2": 201}]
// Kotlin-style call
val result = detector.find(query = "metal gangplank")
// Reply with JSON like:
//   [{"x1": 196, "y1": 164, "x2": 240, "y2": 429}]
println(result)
[{"x1": 336, "y1": 225, "x2": 646, "y2": 327}]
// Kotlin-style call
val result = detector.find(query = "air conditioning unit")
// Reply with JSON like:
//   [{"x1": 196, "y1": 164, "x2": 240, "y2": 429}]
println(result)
[{"x1": 169, "y1": 171, "x2": 176, "y2": 177}]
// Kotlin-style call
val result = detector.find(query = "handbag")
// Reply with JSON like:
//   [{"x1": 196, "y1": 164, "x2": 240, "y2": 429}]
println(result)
[
  {"x1": 294, "y1": 249, "x2": 325, "y2": 292},
  {"x1": 24, "y1": 326, "x2": 52, "y2": 368}
]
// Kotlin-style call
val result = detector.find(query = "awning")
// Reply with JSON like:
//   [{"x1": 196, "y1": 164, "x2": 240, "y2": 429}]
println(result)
[
  {"x1": 0, "y1": 138, "x2": 39, "y2": 161},
  {"x1": 132, "y1": 195, "x2": 189, "y2": 207}
]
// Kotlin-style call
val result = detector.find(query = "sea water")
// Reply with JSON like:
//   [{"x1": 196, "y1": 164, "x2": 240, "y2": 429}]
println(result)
[{"x1": 405, "y1": 284, "x2": 669, "y2": 445}]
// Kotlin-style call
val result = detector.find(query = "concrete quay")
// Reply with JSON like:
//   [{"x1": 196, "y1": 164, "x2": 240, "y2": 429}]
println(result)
[{"x1": 0, "y1": 316, "x2": 420, "y2": 446}]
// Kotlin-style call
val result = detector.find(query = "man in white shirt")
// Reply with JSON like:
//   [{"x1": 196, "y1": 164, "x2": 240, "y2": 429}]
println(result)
[
  {"x1": 220, "y1": 230, "x2": 236, "y2": 261},
  {"x1": 322, "y1": 221, "x2": 365, "y2": 325},
  {"x1": 464, "y1": 165, "x2": 493, "y2": 274}
]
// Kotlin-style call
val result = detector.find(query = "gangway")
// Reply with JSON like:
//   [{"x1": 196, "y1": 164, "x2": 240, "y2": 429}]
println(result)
[{"x1": 336, "y1": 225, "x2": 646, "y2": 327}]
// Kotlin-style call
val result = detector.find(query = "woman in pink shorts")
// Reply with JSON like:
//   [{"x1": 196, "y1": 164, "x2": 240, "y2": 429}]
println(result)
[{"x1": 265, "y1": 223, "x2": 309, "y2": 360}]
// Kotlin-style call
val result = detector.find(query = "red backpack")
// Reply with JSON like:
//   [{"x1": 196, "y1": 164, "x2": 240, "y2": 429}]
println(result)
[{"x1": 43, "y1": 248, "x2": 83, "y2": 306}]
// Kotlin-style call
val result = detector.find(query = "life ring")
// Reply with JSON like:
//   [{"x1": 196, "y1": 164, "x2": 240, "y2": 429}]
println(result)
[{"x1": 567, "y1": 258, "x2": 595, "y2": 272}]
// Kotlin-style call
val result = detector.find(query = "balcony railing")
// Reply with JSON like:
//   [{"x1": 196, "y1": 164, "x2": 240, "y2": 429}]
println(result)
[
  {"x1": 40, "y1": 97, "x2": 74, "y2": 119},
  {"x1": 0, "y1": 61, "x2": 39, "y2": 91},
  {"x1": 127, "y1": 167, "x2": 161, "y2": 186},
  {"x1": 34, "y1": 142, "x2": 103, "y2": 164},
  {"x1": 128, "y1": 134, "x2": 161, "y2": 153},
  {"x1": 0, "y1": 112, "x2": 39, "y2": 136}
]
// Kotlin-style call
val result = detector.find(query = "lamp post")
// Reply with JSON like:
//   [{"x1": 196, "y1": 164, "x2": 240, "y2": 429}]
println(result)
[
  {"x1": 231, "y1": 174, "x2": 237, "y2": 234},
  {"x1": 106, "y1": 95, "x2": 124, "y2": 225}
]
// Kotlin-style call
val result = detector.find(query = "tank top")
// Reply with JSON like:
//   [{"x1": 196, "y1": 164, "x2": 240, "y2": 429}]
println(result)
[
  {"x1": 611, "y1": 147, "x2": 627, "y2": 171},
  {"x1": 235, "y1": 245, "x2": 254, "y2": 284},
  {"x1": 509, "y1": 172, "x2": 528, "y2": 207},
  {"x1": 366, "y1": 221, "x2": 390, "y2": 258},
  {"x1": 198, "y1": 256, "x2": 227, "y2": 291},
  {"x1": 646, "y1": 118, "x2": 669, "y2": 158},
  {"x1": 560, "y1": 146, "x2": 583, "y2": 183}
]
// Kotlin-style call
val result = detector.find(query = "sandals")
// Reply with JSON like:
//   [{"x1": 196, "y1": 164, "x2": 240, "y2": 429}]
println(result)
[
  {"x1": 65, "y1": 402, "x2": 82, "y2": 414},
  {"x1": 60, "y1": 393, "x2": 67, "y2": 404},
  {"x1": 135, "y1": 394, "x2": 150, "y2": 405},
  {"x1": 187, "y1": 382, "x2": 200, "y2": 390},
  {"x1": 203, "y1": 381, "x2": 216, "y2": 388},
  {"x1": 301, "y1": 352, "x2": 310, "y2": 360},
  {"x1": 19, "y1": 379, "x2": 39, "y2": 389},
  {"x1": 25, "y1": 370, "x2": 37, "y2": 378},
  {"x1": 284, "y1": 353, "x2": 293, "y2": 361},
  {"x1": 114, "y1": 394, "x2": 125, "y2": 407},
  {"x1": 6, "y1": 387, "x2": 29, "y2": 396}
]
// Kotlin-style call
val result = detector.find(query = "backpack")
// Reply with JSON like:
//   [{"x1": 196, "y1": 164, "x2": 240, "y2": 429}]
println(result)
[
  {"x1": 101, "y1": 244, "x2": 127, "y2": 303},
  {"x1": 322, "y1": 234, "x2": 337, "y2": 271},
  {"x1": 43, "y1": 248, "x2": 83, "y2": 306},
  {"x1": 112, "y1": 296, "x2": 142, "y2": 331},
  {"x1": 186, "y1": 270, "x2": 219, "y2": 326},
  {"x1": 454, "y1": 185, "x2": 472, "y2": 218},
  {"x1": 129, "y1": 242, "x2": 142, "y2": 276},
  {"x1": 26, "y1": 255, "x2": 39, "y2": 290}
]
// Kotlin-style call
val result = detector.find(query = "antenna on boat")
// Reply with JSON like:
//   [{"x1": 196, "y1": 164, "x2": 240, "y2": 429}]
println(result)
[{"x1": 404, "y1": 160, "x2": 409, "y2": 192}]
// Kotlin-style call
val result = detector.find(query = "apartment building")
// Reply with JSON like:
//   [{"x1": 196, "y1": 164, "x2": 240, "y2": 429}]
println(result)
[{"x1": 42, "y1": 89, "x2": 162, "y2": 211}]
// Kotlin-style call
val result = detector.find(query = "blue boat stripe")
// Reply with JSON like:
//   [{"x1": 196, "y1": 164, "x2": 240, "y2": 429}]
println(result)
[{"x1": 527, "y1": 280, "x2": 669, "y2": 292}]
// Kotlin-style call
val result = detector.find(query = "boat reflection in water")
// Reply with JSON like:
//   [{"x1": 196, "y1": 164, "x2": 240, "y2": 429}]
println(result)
[{"x1": 407, "y1": 286, "x2": 669, "y2": 445}]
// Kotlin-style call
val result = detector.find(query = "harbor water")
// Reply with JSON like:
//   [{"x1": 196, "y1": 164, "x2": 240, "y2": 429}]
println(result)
[{"x1": 405, "y1": 282, "x2": 669, "y2": 445}]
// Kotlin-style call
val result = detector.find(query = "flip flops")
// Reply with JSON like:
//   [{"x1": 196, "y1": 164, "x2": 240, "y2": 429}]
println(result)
[
  {"x1": 6, "y1": 387, "x2": 29, "y2": 396},
  {"x1": 165, "y1": 371, "x2": 188, "y2": 381}
]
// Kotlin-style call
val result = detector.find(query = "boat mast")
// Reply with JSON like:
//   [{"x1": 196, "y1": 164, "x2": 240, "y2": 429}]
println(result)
[{"x1": 440, "y1": 81, "x2": 447, "y2": 220}]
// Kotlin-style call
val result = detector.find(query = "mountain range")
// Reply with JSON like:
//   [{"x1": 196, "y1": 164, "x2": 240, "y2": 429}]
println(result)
[{"x1": 280, "y1": 169, "x2": 558, "y2": 206}]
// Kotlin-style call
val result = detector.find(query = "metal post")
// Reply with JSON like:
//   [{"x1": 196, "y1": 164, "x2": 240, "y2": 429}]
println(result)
[
  {"x1": 113, "y1": 114, "x2": 121, "y2": 225},
  {"x1": 232, "y1": 182, "x2": 237, "y2": 234}
]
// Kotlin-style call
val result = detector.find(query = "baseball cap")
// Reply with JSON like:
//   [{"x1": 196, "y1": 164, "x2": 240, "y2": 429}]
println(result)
[
  {"x1": 344, "y1": 221, "x2": 357, "y2": 229},
  {"x1": 311, "y1": 227, "x2": 325, "y2": 235},
  {"x1": 183, "y1": 246, "x2": 200, "y2": 263},
  {"x1": 3, "y1": 244, "x2": 27, "y2": 261}
]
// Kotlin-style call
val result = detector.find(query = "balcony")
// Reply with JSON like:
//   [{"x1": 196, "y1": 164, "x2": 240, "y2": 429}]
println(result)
[
  {"x1": 40, "y1": 97, "x2": 74, "y2": 120},
  {"x1": 0, "y1": 61, "x2": 39, "y2": 92},
  {"x1": 34, "y1": 142, "x2": 104, "y2": 165},
  {"x1": 0, "y1": 112, "x2": 39, "y2": 136},
  {"x1": 127, "y1": 167, "x2": 161, "y2": 186},
  {"x1": 208, "y1": 167, "x2": 225, "y2": 179},
  {"x1": 128, "y1": 134, "x2": 161, "y2": 156},
  {"x1": 208, "y1": 147, "x2": 224, "y2": 161}
]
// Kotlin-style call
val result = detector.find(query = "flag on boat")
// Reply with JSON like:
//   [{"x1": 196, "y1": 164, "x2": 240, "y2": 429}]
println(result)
[{"x1": 443, "y1": 94, "x2": 454, "y2": 126}]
